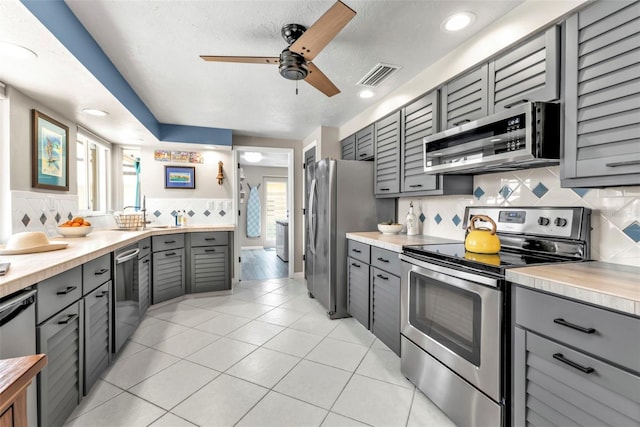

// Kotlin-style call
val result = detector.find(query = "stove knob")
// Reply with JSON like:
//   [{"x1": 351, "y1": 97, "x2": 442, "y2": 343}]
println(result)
[
  {"x1": 554, "y1": 217, "x2": 568, "y2": 227},
  {"x1": 538, "y1": 217, "x2": 550, "y2": 226}
]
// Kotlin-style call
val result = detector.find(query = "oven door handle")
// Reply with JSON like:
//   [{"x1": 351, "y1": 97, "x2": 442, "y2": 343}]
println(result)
[
  {"x1": 116, "y1": 248, "x2": 140, "y2": 264},
  {"x1": 400, "y1": 253, "x2": 499, "y2": 288}
]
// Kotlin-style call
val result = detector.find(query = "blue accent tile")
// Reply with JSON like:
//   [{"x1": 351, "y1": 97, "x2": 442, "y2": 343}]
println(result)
[
  {"x1": 452, "y1": 214, "x2": 461, "y2": 227},
  {"x1": 434, "y1": 214, "x2": 442, "y2": 224},
  {"x1": 623, "y1": 221, "x2": 640, "y2": 243},
  {"x1": 219, "y1": 210, "x2": 226, "y2": 217},
  {"x1": 21, "y1": 214, "x2": 30, "y2": 227},
  {"x1": 572, "y1": 188, "x2": 590, "y2": 198},
  {"x1": 188, "y1": 210, "x2": 195, "y2": 217},
  {"x1": 55, "y1": 212, "x2": 61, "y2": 223},
  {"x1": 204, "y1": 210, "x2": 211, "y2": 217},
  {"x1": 532, "y1": 182, "x2": 549, "y2": 199},
  {"x1": 473, "y1": 187, "x2": 485, "y2": 200},
  {"x1": 171, "y1": 210, "x2": 178, "y2": 217},
  {"x1": 419, "y1": 213, "x2": 426, "y2": 223},
  {"x1": 499, "y1": 185, "x2": 513, "y2": 199},
  {"x1": 40, "y1": 213, "x2": 47, "y2": 225},
  {"x1": 153, "y1": 210, "x2": 162, "y2": 217}
]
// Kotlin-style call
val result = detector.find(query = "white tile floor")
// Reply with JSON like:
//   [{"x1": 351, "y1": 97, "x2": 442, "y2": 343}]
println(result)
[{"x1": 65, "y1": 277, "x2": 456, "y2": 427}]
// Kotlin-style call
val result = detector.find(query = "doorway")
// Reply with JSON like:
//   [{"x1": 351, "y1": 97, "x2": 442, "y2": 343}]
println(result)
[{"x1": 233, "y1": 146, "x2": 294, "y2": 282}]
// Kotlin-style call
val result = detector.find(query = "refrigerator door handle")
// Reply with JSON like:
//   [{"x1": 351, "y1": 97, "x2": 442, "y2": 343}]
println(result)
[{"x1": 309, "y1": 178, "x2": 317, "y2": 255}]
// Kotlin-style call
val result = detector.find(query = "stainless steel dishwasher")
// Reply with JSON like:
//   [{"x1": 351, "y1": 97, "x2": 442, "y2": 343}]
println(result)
[
  {"x1": 0, "y1": 288, "x2": 38, "y2": 427},
  {"x1": 113, "y1": 244, "x2": 140, "y2": 353}
]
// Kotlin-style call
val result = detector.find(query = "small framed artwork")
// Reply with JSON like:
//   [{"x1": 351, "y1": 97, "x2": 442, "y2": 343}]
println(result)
[
  {"x1": 32, "y1": 109, "x2": 69, "y2": 191},
  {"x1": 164, "y1": 165, "x2": 196, "y2": 189}
]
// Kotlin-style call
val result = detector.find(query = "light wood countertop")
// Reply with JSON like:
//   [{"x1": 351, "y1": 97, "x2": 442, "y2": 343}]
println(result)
[
  {"x1": 346, "y1": 231, "x2": 460, "y2": 253},
  {"x1": 0, "y1": 225, "x2": 235, "y2": 299},
  {"x1": 506, "y1": 261, "x2": 640, "y2": 316}
]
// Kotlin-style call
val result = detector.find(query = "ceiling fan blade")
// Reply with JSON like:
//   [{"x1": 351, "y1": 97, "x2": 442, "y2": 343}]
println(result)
[
  {"x1": 305, "y1": 62, "x2": 340, "y2": 97},
  {"x1": 289, "y1": 1, "x2": 356, "y2": 61},
  {"x1": 200, "y1": 56, "x2": 279, "y2": 64}
]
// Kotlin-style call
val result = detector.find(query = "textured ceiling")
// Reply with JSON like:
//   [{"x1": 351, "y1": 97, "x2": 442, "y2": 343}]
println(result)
[{"x1": 1, "y1": 0, "x2": 526, "y2": 146}]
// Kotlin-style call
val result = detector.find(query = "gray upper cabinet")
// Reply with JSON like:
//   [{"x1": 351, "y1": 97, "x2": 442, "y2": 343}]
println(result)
[
  {"x1": 356, "y1": 124, "x2": 375, "y2": 160},
  {"x1": 489, "y1": 25, "x2": 560, "y2": 111},
  {"x1": 562, "y1": 0, "x2": 640, "y2": 187},
  {"x1": 374, "y1": 111, "x2": 401, "y2": 196},
  {"x1": 441, "y1": 63, "x2": 489, "y2": 129},
  {"x1": 340, "y1": 134, "x2": 355, "y2": 160},
  {"x1": 402, "y1": 91, "x2": 438, "y2": 192}
]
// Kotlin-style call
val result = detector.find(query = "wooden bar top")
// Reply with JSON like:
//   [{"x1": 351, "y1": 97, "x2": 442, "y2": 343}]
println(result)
[{"x1": 0, "y1": 354, "x2": 47, "y2": 417}]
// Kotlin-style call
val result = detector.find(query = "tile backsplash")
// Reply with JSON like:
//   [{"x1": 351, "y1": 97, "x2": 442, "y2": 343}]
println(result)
[
  {"x1": 398, "y1": 166, "x2": 640, "y2": 268},
  {"x1": 145, "y1": 198, "x2": 234, "y2": 227}
]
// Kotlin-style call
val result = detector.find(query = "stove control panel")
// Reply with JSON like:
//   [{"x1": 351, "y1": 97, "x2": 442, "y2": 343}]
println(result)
[{"x1": 465, "y1": 207, "x2": 590, "y2": 240}]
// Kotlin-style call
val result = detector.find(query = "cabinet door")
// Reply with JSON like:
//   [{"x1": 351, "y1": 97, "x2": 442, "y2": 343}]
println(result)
[
  {"x1": 347, "y1": 257, "x2": 370, "y2": 329},
  {"x1": 374, "y1": 111, "x2": 401, "y2": 195},
  {"x1": 37, "y1": 301, "x2": 83, "y2": 427},
  {"x1": 441, "y1": 64, "x2": 488, "y2": 129},
  {"x1": 356, "y1": 124, "x2": 374, "y2": 160},
  {"x1": 138, "y1": 255, "x2": 151, "y2": 316},
  {"x1": 84, "y1": 282, "x2": 111, "y2": 395},
  {"x1": 402, "y1": 91, "x2": 439, "y2": 192},
  {"x1": 489, "y1": 26, "x2": 560, "y2": 112},
  {"x1": 152, "y1": 248, "x2": 185, "y2": 304},
  {"x1": 562, "y1": 0, "x2": 640, "y2": 187},
  {"x1": 513, "y1": 328, "x2": 640, "y2": 426},
  {"x1": 190, "y1": 246, "x2": 230, "y2": 293},
  {"x1": 371, "y1": 268, "x2": 400, "y2": 355},
  {"x1": 341, "y1": 134, "x2": 356, "y2": 160}
]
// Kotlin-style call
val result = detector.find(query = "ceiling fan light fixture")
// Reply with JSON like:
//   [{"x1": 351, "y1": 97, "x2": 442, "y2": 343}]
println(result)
[
  {"x1": 441, "y1": 12, "x2": 476, "y2": 32},
  {"x1": 243, "y1": 152, "x2": 263, "y2": 163},
  {"x1": 279, "y1": 49, "x2": 309, "y2": 80}
]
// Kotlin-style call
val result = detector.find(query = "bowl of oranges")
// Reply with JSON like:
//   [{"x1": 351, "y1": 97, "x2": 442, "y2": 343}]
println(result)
[{"x1": 57, "y1": 217, "x2": 93, "y2": 237}]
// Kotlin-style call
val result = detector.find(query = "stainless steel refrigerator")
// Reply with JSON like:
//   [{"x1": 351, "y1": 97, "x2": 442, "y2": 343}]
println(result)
[{"x1": 306, "y1": 158, "x2": 395, "y2": 319}]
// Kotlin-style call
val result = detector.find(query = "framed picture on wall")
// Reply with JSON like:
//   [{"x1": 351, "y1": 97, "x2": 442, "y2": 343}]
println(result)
[
  {"x1": 164, "y1": 165, "x2": 196, "y2": 189},
  {"x1": 31, "y1": 109, "x2": 69, "y2": 191}
]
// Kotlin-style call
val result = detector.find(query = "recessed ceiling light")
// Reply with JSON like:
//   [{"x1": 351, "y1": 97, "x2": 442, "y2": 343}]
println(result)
[
  {"x1": 243, "y1": 152, "x2": 262, "y2": 163},
  {"x1": 82, "y1": 108, "x2": 109, "y2": 116},
  {"x1": 441, "y1": 12, "x2": 476, "y2": 32},
  {"x1": 359, "y1": 89, "x2": 375, "y2": 99},
  {"x1": 0, "y1": 41, "x2": 37, "y2": 60}
]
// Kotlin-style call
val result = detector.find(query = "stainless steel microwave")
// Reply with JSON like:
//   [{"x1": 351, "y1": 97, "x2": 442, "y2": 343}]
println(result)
[{"x1": 423, "y1": 102, "x2": 560, "y2": 174}]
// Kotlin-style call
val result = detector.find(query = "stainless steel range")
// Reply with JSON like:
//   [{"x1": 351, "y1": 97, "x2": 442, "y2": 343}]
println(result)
[{"x1": 399, "y1": 206, "x2": 591, "y2": 427}]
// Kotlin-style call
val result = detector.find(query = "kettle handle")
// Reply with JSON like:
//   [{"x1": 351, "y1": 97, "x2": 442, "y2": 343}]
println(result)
[{"x1": 468, "y1": 215, "x2": 497, "y2": 235}]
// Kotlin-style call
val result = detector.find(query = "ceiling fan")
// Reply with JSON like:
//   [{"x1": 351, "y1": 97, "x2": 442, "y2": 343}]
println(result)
[{"x1": 200, "y1": 1, "x2": 356, "y2": 97}]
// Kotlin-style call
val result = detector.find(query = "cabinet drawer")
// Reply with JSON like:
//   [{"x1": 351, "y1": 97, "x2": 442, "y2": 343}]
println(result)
[
  {"x1": 523, "y1": 330, "x2": 640, "y2": 426},
  {"x1": 348, "y1": 240, "x2": 370, "y2": 264},
  {"x1": 371, "y1": 246, "x2": 401, "y2": 276},
  {"x1": 138, "y1": 237, "x2": 151, "y2": 258},
  {"x1": 190, "y1": 231, "x2": 228, "y2": 247},
  {"x1": 82, "y1": 253, "x2": 111, "y2": 295},
  {"x1": 37, "y1": 266, "x2": 82, "y2": 324},
  {"x1": 152, "y1": 233, "x2": 185, "y2": 251},
  {"x1": 515, "y1": 286, "x2": 640, "y2": 372}
]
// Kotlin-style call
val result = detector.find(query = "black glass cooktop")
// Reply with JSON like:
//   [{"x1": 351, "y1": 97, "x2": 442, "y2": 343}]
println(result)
[{"x1": 403, "y1": 242, "x2": 569, "y2": 275}]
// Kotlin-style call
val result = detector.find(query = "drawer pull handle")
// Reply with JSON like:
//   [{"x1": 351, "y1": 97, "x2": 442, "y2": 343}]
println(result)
[
  {"x1": 553, "y1": 318, "x2": 596, "y2": 334},
  {"x1": 58, "y1": 314, "x2": 79, "y2": 325},
  {"x1": 95, "y1": 291, "x2": 109, "y2": 298},
  {"x1": 205, "y1": 238, "x2": 217, "y2": 241},
  {"x1": 352, "y1": 249, "x2": 361, "y2": 253},
  {"x1": 605, "y1": 160, "x2": 640, "y2": 168},
  {"x1": 553, "y1": 353, "x2": 595, "y2": 374},
  {"x1": 359, "y1": 153, "x2": 368, "y2": 157},
  {"x1": 165, "y1": 252, "x2": 177, "y2": 257},
  {"x1": 452, "y1": 119, "x2": 471, "y2": 127},
  {"x1": 409, "y1": 184, "x2": 423, "y2": 188},
  {"x1": 377, "y1": 257, "x2": 389, "y2": 263},
  {"x1": 143, "y1": 259, "x2": 150, "y2": 264},
  {"x1": 351, "y1": 262, "x2": 361, "y2": 268},
  {"x1": 376, "y1": 274, "x2": 389, "y2": 280},
  {"x1": 94, "y1": 268, "x2": 108, "y2": 275},
  {"x1": 57, "y1": 286, "x2": 77, "y2": 295},
  {"x1": 380, "y1": 188, "x2": 390, "y2": 191},
  {"x1": 143, "y1": 246, "x2": 150, "y2": 250},
  {"x1": 205, "y1": 249, "x2": 216, "y2": 252},
  {"x1": 504, "y1": 99, "x2": 529, "y2": 109},
  {"x1": 164, "y1": 240, "x2": 176, "y2": 244}
]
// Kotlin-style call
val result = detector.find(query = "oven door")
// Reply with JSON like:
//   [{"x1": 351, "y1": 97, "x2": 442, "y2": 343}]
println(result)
[{"x1": 400, "y1": 254, "x2": 502, "y2": 402}]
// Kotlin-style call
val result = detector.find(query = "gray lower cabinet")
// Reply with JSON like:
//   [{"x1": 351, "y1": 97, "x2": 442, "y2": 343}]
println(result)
[
  {"x1": 36, "y1": 300, "x2": 83, "y2": 427},
  {"x1": 187, "y1": 232, "x2": 231, "y2": 293},
  {"x1": 441, "y1": 64, "x2": 489, "y2": 130},
  {"x1": 138, "y1": 238, "x2": 151, "y2": 316},
  {"x1": 341, "y1": 134, "x2": 356, "y2": 160},
  {"x1": 152, "y1": 234, "x2": 186, "y2": 304},
  {"x1": 513, "y1": 286, "x2": 640, "y2": 426},
  {"x1": 561, "y1": 0, "x2": 640, "y2": 187},
  {"x1": 370, "y1": 267, "x2": 400, "y2": 355},
  {"x1": 347, "y1": 257, "x2": 370, "y2": 329},
  {"x1": 374, "y1": 111, "x2": 401, "y2": 197},
  {"x1": 83, "y1": 281, "x2": 111, "y2": 395}
]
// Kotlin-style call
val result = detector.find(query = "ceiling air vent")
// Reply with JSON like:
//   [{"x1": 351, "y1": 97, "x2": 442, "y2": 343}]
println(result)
[{"x1": 357, "y1": 63, "x2": 401, "y2": 87}]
